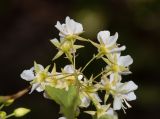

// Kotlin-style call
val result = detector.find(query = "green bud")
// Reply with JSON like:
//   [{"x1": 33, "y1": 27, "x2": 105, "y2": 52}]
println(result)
[
  {"x1": 14, "y1": 108, "x2": 30, "y2": 117},
  {"x1": 4, "y1": 99, "x2": 14, "y2": 106},
  {"x1": 0, "y1": 111, "x2": 6, "y2": 119}
]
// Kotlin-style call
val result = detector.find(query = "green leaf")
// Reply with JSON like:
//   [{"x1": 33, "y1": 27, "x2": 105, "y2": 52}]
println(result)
[{"x1": 45, "y1": 86, "x2": 80, "y2": 119}]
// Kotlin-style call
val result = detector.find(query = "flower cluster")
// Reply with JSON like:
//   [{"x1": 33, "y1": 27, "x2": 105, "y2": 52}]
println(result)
[{"x1": 21, "y1": 17, "x2": 138, "y2": 119}]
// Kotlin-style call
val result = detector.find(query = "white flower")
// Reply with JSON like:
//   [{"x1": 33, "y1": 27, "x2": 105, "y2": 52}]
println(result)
[
  {"x1": 20, "y1": 63, "x2": 50, "y2": 93},
  {"x1": 104, "y1": 53, "x2": 133, "y2": 75},
  {"x1": 85, "y1": 105, "x2": 117, "y2": 119},
  {"x1": 55, "y1": 16, "x2": 83, "y2": 38},
  {"x1": 63, "y1": 64, "x2": 83, "y2": 80},
  {"x1": 101, "y1": 75, "x2": 137, "y2": 111},
  {"x1": 79, "y1": 78, "x2": 102, "y2": 108},
  {"x1": 64, "y1": 64, "x2": 74, "y2": 74},
  {"x1": 53, "y1": 65, "x2": 83, "y2": 91},
  {"x1": 112, "y1": 81, "x2": 138, "y2": 111},
  {"x1": 97, "y1": 31, "x2": 126, "y2": 54}
]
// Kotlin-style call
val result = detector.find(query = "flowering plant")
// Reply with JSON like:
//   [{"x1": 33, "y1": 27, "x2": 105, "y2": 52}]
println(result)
[{"x1": 0, "y1": 17, "x2": 138, "y2": 119}]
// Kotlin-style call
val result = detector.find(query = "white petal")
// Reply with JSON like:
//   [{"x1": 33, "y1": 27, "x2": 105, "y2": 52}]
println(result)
[
  {"x1": 80, "y1": 96, "x2": 90, "y2": 107},
  {"x1": 97, "y1": 31, "x2": 110, "y2": 45},
  {"x1": 55, "y1": 16, "x2": 83, "y2": 36},
  {"x1": 118, "y1": 55, "x2": 133, "y2": 67},
  {"x1": 107, "y1": 32, "x2": 118, "y2": 47},
  {"x1": 78, "y1": 75, "x2": 83, "y2": 80},
  {"x1": 58, "y1": 117, "x2": 66, "y2": 119},
  {"x1": 64, "y1": 65, "x2": 74, "y2": 73},
  {"x1": 36, "y1": 86, "x2": 44, "y2": 92},
  {"x1": 109, "y1": 73, "x2": 115, "y2": 83},
  {"x1": 113, "y1": 96, "x2": 122, "y2": 110},
  {"x1": 120, "y1": 81, "x2": 138, "y2": 92},
  {"x1": 109, "y1": 46, "x2": 126, "y2": 53},
  {"x1": 124, "y1": 92, "x2": 136, "y2": 101},
  {"x1": 66, "y1": 17, "x2": 83, "y2": 34},
  {"x1": 75, "y1": 23, "x2": 83, "y2": 34},
  {"x1": 119, "y1": 71, "x2": 132, "y2": 75},
  {"x1": 55, "y1": 21, "x2": 63, "y2": 33},
  {"x1": 65, "y1": 17, "x2": 73, "y2": 34},
  {"x1": 106, "y1": 108, "x2": 114, "y2": 115},
  {"x1": 20, "y1": 69, "x2": 35, "y2": 81}
]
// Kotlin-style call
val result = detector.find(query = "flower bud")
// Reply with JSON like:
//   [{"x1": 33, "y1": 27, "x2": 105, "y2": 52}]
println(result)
[
  {"x1": 4, "y1": 99, "x2": 14, "y2": 106},
  {"x1": 0, "y1": 111, "x2": 6, "y2": 119},
  {"x1": 14, "y1": 107, "x2": 30, "y2": 117}
]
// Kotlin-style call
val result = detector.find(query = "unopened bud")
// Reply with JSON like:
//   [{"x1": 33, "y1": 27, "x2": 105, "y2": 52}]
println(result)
[
  {"x1": 0, "y1": 111, "x2": 6, "y2": 119},
  {"x1": 4, "y1": 99, "x2": 14, "y2": 106},
  {"x1": 14, "y1": 107, "x2": 30, "y2": 117}
]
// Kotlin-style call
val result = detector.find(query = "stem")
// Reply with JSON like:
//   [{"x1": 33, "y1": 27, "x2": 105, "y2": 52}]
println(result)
[
  {"x1": 5, "y1": 113, "x2": 14, "y2": 119},
  {"x1": 92, "y1": 70, "x2": 110, "y2": 81},
  {"x1": 0, "y1": 104, "x2": 4, "y2": 110},
  {"x1": 73, "y1": 52, "x2": 76, "y2": 69},
  {"x1": 0, "y1": 86, "x2": 30, "y2": 103},
  {"x1": 81, "y1": 55, "x2": 97, "y2": 73}
]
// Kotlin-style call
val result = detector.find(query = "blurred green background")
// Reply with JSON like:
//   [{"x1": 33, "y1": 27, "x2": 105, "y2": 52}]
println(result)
[{"x1": 0, "y1": 0, "x2": 160, "y2": 119}]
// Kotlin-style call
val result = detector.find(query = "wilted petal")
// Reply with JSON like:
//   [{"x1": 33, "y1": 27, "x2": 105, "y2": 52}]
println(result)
[
  {"x1": 118, "y1": 55, "x2": 133, "y2": 67},
  {"x1": 113, "y1": 96, "x2": 122, "y2": 110},
  {"x1": 20, "y1": 69, "x2": 35, "y2": 81}
]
